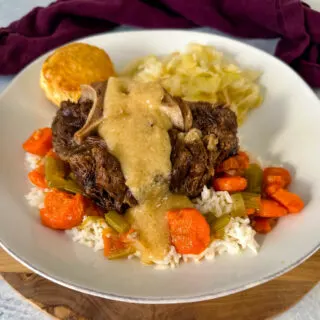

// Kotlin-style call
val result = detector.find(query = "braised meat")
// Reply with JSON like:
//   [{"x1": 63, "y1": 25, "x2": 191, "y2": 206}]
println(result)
[
  {"x1": 169, "y1": 103, "x2": 238, "y2": 197},
  {"x1": 51, "y1": 83, "x2": 137, "y2": 212},
  {"x1": 52, "y1": 81, "x2": 239, "y2": 210},
  {"x1": 187, "y1": 102, "x2": 239, "y2": 164},
  {"x1": 169, "y1": 128, "x2": 213, "y2": 197}
]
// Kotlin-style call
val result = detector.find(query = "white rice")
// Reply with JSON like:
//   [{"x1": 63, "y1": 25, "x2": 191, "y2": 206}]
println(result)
[
  {"x1": 25, "y1": 187, "x2": 46, "y2": 209},
  {"x1": 153, "y1": 246, "x2": 182, "y2": 270},
  {"x1": 66, "y1": 217, "x2": 108, "y2": 252},
  {"x1": 194, "y1": 186, "x2": 233, "y2": 217},
  {"x1": 24, "y1": 153, "x2": 46, "y2": 209},
  {"x1": 25, "y1": 152, "x2": 42, "y2": 170}
]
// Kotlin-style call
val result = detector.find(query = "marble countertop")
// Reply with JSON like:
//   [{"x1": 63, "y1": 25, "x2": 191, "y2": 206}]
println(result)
[{"x1": 0, "y1": 1, "x2": 319, "y2": 319}]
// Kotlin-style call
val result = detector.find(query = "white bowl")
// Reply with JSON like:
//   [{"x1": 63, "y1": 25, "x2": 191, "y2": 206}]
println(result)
[{"x1": 0, "y1": 30, "x2": 319, "y2": 303}]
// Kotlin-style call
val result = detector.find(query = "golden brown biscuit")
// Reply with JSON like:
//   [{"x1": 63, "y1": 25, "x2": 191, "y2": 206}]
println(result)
[{"x1": 40, "y1": 43, "x2": 115, "y2": 106}]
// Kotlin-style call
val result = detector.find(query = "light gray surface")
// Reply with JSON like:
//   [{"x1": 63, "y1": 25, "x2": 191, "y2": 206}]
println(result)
[{"x1": 0, "y1": 0, "x2": 319, "y2": 319}]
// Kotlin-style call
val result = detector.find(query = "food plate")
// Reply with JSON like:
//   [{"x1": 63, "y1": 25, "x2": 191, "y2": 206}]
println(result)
[{"x1": 0, "y1": 30, "x2": 319, "y2": 303}]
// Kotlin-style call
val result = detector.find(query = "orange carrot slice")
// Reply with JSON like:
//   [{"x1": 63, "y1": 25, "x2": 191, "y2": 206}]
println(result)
[
  {"x1": 213, "y1": 176, "x2": 247, "y2": 192},
  {"x1": 102, "y1": 229, "x2": 126, "y2": 257},
  {"x1": 28, "y1": 164, "x2": 47, "y2": 189},
  {"x1": 40, "y1": 190, "x2": 85, "y2": 230},
  {"x1": 263, "y1": 167, "x2": 291, "y2": 189},
  {"x1": 265, "y1": 184, "x2": 281, "y2": 196},
  {"x1": 257, "y1": 199, "x2": 288, "y2": 218},
  {"x1": 167, "y1": 208, "x2": 210, "y2": 255},
  {"x1": 252, "y1": 217, "x2": 275, "y2": 234},
  {"x1": 23, "y1": 128, "x2": 52, "y2": 156},
  {"x1": 216, "y1": 151, "x2": 249, "y2": 173},
  {"x1": 269, "y1": 188, "x2": 304, "y2": 213},
  {"x1": 102, "y1": 229, "x2": 134, "y2": 258},
  {"x1": 246, "y1": 208, "x2": 256, "y2": 215}
]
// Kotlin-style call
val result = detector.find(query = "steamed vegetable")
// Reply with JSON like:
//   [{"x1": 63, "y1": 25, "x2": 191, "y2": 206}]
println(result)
[
  {"x1": 40, "y1": 191, "x2": 85, "y2": 230},
  {"x1": 241, "y1": 192, "x2": 261, "y2": 210},
  {"x1": 105, "y1": 211, "x2": 130, "y2": 234},
  {"x1": 265, "y1": 184, "x2": 280, "y2": 196},
  {"x1": 22, "y1": 128, "x2": 52, "y2": 156},
  {"x1": 244, "y1": 164, "x2": 263, "y2": 193},
  {"x1": 246, "y1": 208, "x2": 256, "y2": 215},
  {"x1": 230, "y1": 192, "x2": 261, "y2": 217},
  {"x1": 257, "y1": 199, "x2": 288, "y2": 218},
  {"x1": 167, "y1": 208, "x2": 210, "y2": 254},
  {"x1": 211, "y1": 214, "x2": 231, "y2": 233},
  {"x1": 268, "y1": 188, "x2": 304, "y2": 213},
  {"x1": 217, "y1": 151, "x2": 249, "y2": 174},
  {"x1": 231, "y1": 193, "x2": 246, "y2": 217},
  {"x1": 28, "y1": 164, "x2": 47, "y2": 189},
  {"x1": 263, "y1": 167, "x2": 291, "y2": 190},
  {"x1": 122, "y1": 43, "x2": 263, "y2": 124},
  {"x1": 205, "y1": 213, "x2": 217, "y2": 225},
  {"x1": 252, "y1": 217, "x2": 275, "y2": 234},
  {"x1": 45, "y1": 156, "x2": 82, "y2": 194},
  {"x1": 102, "y1": 229, "x2": 135, "y2": 259},
  {"x1": 213, "y1": 176, "x2": 247, "y2": 192}
]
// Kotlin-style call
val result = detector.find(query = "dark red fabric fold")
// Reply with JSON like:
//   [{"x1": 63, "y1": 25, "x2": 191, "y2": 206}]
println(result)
[{"x1": 0, "y1": 0, "x2": 319, "y2": 87}]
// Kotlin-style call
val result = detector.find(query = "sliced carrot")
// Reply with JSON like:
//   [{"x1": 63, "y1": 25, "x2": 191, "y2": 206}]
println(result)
[
  {"x1": 246, "y1": 208, "x2": 256, "y2": 215},
  {"x1": 213, "y1": 176, "x2": 247, "y2": 192},
  {"x1": 40, "y1": 190, "x2": 85, "y2": 230},
  {"x1": 269, "y1": 188, "x2": 304, "y2": 213},
  {"x1": 23, "y1": 128, "x2": 53, "y2": 156},
  {"x1": 252, "y1": 217, "x2": 275, "y2": 234},
  {"x1": 103, "y1": 230, "x2": 126, "y2": 257},
  {"x1": 265, "y1": 184, "x2": 281, "y2": 196},
  {"x1": 217, "y1": 151, "x2": 249, "y2": 173},
  {"x1": 263, "y1": 167, "x2": 291, "y2": 189},
  {"x1": 167, "y1": 208, "x2": 210, "y2": 255},
  {"x1": 28, "y1": 164, "x2": 48, "y2": 188},
  {"x1": 238, "y1": 151, "x2": 250, "y2": 163},
  {"x1": 102, "y1": 229, "x2": 134, "y2": 258},
  {"x1": 216, "y1": 157, "x2": 239, "y2": 173},
  {"x1": 257, "y1": 199, "x2": 288, "y2": 218}
]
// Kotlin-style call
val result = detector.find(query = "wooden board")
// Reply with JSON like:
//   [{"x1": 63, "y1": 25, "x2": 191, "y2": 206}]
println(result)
[
  {"x1": 1, "y1": 248, "x2": 319, "y2": 320},
  {"x1": 0, "y1": 248, "x2": 30, "y2": 273}
]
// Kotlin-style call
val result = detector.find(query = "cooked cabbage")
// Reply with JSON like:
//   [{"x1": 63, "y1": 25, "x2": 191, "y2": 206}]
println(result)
[{"x1": 121, "y1": 43, "x2": 263, "y2": 124}]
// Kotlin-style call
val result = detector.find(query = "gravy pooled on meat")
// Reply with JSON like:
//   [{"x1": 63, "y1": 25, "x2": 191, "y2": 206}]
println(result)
[
  {"x1": 98, "y1": 78, "x2": 192, "y2": 261},
  {"x1": 98, "y1": 79, "x2": 172, "y2": 200}
]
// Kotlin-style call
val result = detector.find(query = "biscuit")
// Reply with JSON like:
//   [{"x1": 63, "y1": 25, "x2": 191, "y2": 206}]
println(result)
[{"x1": 40, "y1": 43, "x2": 115, "y2": 106}]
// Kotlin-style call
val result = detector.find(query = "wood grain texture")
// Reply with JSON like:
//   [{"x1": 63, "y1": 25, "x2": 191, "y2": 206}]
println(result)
[
  {"x1": 0, "y1": 248, "x2": 30, "y2": 273},
  {"x1": 1, "y1": 249, "x2": 319, "y2": 320}
]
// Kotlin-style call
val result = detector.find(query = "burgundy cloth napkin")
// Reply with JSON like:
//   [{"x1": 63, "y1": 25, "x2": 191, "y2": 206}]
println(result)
[{"x1": 0, "y1": 0, "x2": 320, "y2": 87}]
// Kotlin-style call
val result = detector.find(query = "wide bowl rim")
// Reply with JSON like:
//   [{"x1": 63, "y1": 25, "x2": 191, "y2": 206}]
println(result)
[{"x1": 1, "y1": 29, "x2": 319, "y2": 304}]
